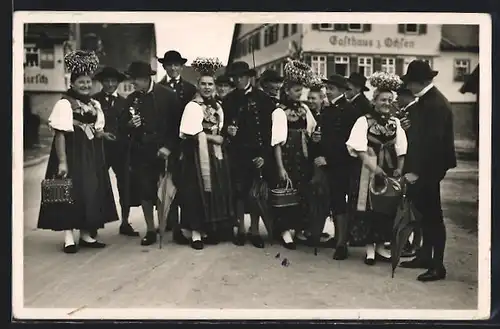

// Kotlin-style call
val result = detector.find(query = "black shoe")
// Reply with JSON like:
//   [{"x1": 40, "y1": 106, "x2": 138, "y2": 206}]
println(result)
[
  {"x1": 400, "y1": 257, "x2": 431, "y2": 269},
  {"x1": 173, "y1": 227, "x2": 190, "y2": 245},
  {"x1": 79, "y1": 239, "x2": 106, "y2": 248},
  {"x1": 202, "y1": 235, "x2": 220, "y2": 245},
  {"x1": 417, "y1": 267, "x2": 447, "y2": 282},
  {"x1": 191, "y1": 240, "x2": 204, "y2": 250},
  {"x1": 364, "y1": 255, "x2": 376, "y2": 266},
  {"x1": 281, "y1": 239, "x2": 296, "y2": 250},
  {"x1": 119, "y1": 223, "x2": 140, "y2": 237},
  {"x1": 333, "y1": 245, "x2": 348, "y2": 260},
  {"x1": 232, "y1": 232, "x2": 246, "y2": 246},
  {"x1": 140, "y1": 231, "x2": 157, "y2": 246},
  {"x1": 89, "y1": 230, "x2": 98, "y2": 239},
  {"x1": 248, "y1": 234, "x2": 265, "y2": 248},
  {"x1": 63, "y1": 244, "x2": 78, "y2": 254}
]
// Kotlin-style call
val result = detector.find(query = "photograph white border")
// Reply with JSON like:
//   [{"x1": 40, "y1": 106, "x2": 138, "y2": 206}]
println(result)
[{"x1": 12, "y1": 11, "x2": 492, "y2": 320}]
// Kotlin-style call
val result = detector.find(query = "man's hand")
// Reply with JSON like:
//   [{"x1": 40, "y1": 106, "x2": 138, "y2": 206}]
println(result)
[
  {"x1": 404, "y1": 172, "x2": 419, "y2": 184},
  {"x1": 311, "y1": 130, "x2": 321, "y2": 143},
  {"x1": 157, "y1": 147, "x2": 171, "y2": 160},
  {"x1": 314, "y1": 156, "x2": 327, "y2": 167},
  {"x1": 252, "y1": 157, "x2": 264, "y2": 169},
  {"x1": 393, "y1": 168, "x2": 403, "y2": 178},
  {"x1": 128, "y1": 115, "x2": 142, "y2": 128},
  {"x1": 400, "y1": 117, "x2": 411, "y2": 131},
  {"x1": 227, "y1": 125, "x2": 238, "y2": 137},
  {"x1": 103, "y1": 132, "x2": 117, "y2": 141}
]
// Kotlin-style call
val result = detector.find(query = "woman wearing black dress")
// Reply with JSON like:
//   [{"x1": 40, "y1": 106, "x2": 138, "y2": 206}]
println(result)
[{"x1": 37, "y1": 50, "x2": 119, "y2": 253}]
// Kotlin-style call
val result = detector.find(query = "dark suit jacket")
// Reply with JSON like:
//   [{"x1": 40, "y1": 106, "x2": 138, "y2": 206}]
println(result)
[
  {"x1": 121, "y1": 83, "x2": 181, "y2": 155},
  {"x1": 350, "y1": 93, "x2": 372, "y2": 116},
  {"x1": 403, "y1": 86, "x2": 457, "y2": 181},
  {"x1": 158, "y1": 76, "x2": 197, "y2": 112},
  {"x1": 93, "y1": 91, "x2": 128, "y2": 139}
]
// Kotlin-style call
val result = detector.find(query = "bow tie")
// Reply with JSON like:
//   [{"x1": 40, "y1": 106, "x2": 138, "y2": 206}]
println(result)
[{"x1": 169, "y1": 78, "x2": 180, "y2": 85}]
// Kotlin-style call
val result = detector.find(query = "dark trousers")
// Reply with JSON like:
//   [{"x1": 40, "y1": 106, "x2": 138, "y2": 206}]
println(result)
[
  {"x1": 106, "y1": 147, "x2": 129, "y2": 223},
  {"x1": 408, "y1": 179, "x2": 446, "y2": 268}
]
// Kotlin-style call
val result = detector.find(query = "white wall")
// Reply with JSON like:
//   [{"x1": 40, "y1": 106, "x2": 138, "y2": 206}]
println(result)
[
  {"x1": 302, "y1": 24, "x2": 442, "y2": 57},
  {"x1": 24, "y1": 44, "x2": 67, "y2": 92},
  {"x1": 433, "y1": 51, "x2": 478, "y2": 103}
]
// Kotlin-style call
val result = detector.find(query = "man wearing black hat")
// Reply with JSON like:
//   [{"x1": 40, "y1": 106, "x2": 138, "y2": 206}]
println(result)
[
  {"x1": 93, "y1": 67, "x2": 139, "y2": 237},
  {"x1": 258, "y1": 69, "x2": 284, "y2": 104},
  {"x1": 345, "y1": 72, "x2": 372, "y2": 115},
  {"x1": 223, "y1": 61, "x2": 277, "y2": 248},
  {"x1": 121, "y1": 61, "x2": 181, "y2": 246},
  {"x1": 395, "y1": 86, "x2": 418, "y2": 131},
  {"x1": 214, "y1": 74, "x2": 235, "y2": 102},
  {"x1": 310, "y1": 74, "x2": 363, "y2": 260},
  {"x1": 158, "y1": 50, "x2": 197, "y2": 111},
  {"x1": 399, "y1": 60, "x2": 457, "y2": 282}
]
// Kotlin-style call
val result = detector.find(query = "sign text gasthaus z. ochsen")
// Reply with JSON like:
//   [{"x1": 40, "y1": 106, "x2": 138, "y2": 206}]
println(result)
[
  {"x1": 24, "y1": 74, "x2": 49, "y2": 85},
  {"x1": 329, "y1": 35, "x2": 416, "y2": 49}
]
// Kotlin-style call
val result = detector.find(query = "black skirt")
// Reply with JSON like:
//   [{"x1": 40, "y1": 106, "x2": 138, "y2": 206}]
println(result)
[{"x1": 37, "y1": 129, "x2": 119, "y2": 231}]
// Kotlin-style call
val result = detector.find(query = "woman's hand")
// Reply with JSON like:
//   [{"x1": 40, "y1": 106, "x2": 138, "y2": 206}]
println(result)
[
  {"x1": 210, "y1": 135, "x2": 224, "y2": 145},
  {"x1": 278, "y1": 167, "x2": 289, "y2": 182},
  {"x1": 374, "y1": 166, "x2": 387, "y2": 177},
  {"x1": 314, "y1": 156, "x2": 327, "y2": 167},
  {"x1": 227, "y1": 125, "x2": 238, "y2": 137},
  {"x1": 103, "y1": 132, "x2": 117, "y2": 141},
  {"x1": 157, "y1": 147, "x2": 171, "y2": 160},
  {"x1": 393, "y1": 168, "x2": 403, "y2": 178},
  {"x1": 58, "y1": 162, "x2": 68, "y2": 178}
]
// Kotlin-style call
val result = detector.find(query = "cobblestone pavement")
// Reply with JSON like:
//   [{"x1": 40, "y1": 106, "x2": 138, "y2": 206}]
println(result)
[{"x1": 20, "y1": 159, "x2": 479, "y2": 310}]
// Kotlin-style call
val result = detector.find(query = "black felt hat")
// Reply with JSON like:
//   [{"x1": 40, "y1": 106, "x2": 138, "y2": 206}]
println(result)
[
  {"x1": 226, "y1": 61, "x2": 256, "y2": 77},
  {"x1": 322, "y1": 74, "x2": 350, "y2": 89},
  {"x1": 94, "y1": 67, "x2": 127, "y2": 82},
  {"x1": 347, "y1": 72, "x2": 370, "y2": 91},
  {"x1": 158, "y1": 50, "x2": 188, "y2": 65},
  {"x1": 125, "y1": 61, "x2": 157, "y2": 78},
  {"x1": 401, "y1": 60, "x2": 438, "y2": 83}
]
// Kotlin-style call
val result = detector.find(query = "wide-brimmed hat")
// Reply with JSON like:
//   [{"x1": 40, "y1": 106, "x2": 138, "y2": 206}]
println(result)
[
  {"x1": 125, "y1": 62, "x2": 157, "y2": 78},
  {"x1": 94, "y1": 66, "x2": 127, "y2": 82},
  {"x1": 157, "y1": 50, "x2": 188, "y2": 65},
  {"x1": 401, "y1": 60, "x2": 438, "y2": 83},
  {"x1": 215, "y1": 74, "x2": 235, "y2": 87},
  {"x1": 226, "y1": 61, "x2": 256, "y2": 77},
  {"x1": 322, "y1": 74, "x2": 350, "y2": 90},
  {"x1": 259, "y1": 69, "x2": 284, "y2": 83},
  {"x1": 347, "y1": 72, "x2": 369, "y2": 91}
]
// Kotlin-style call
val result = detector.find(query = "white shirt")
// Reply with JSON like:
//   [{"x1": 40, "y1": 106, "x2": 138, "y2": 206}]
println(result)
[
  {"x1": 401, "y1": 98, "x2": 419, "y2": 113},
  {"x1": 349, "y1": 93, "x2": 361, "y2": 103},
  {"x1": 166, "y1": 74, "x2": 181, "y2": 83},
  {"x1": 146, "y1": 78, "x2": 154, "y2": 94},
  {"x1": 330, "y1": 94, "x2": 345, "y2": 105},
  {"x1": 414, "y1": 83, "x2": 434, "y2": 98}
]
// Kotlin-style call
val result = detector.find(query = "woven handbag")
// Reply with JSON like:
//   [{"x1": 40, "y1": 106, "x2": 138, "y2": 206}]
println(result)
[
  {"x1": 41, "y1": 176, "x2": 74, "y2": 205},
  {"x1": 270, "y1": 178, "x2": 300, "y2": 208},
  {"x1": 369, "y1": 176, "x2": 403, "y2": 216}
]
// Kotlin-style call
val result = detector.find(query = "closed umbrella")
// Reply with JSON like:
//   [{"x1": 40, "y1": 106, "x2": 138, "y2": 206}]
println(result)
[
  {"x1": 390, "y1": 182, "x2": 422, "y2": 278},
  {"x1": 307, "y1": 165, "x2": 331, "y2": 255},
  {"x1": 248, "y1": 168, "x2": 274, "y2": 243},
  {"x1": 157, "y1": 160, "x2": 177, "y2": 249}
]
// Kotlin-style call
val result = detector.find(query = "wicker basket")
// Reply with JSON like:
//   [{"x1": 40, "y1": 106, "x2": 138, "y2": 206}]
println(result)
[
  {"x1": 41, "y1": 177, "x2": 74, "y2": 205},
  {"x1": 270, "y1": 178, "x2": 300, "y2": 208}
]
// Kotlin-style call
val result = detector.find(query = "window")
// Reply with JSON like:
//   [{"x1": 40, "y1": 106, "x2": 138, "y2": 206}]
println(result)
[
  {"x1": 348, "y1": 24, "x2": 363, "y2": 32},
  {"x1": 418, "y1": 57, "x2": 432, "y2": 68},
  {"x1": 311, "y1": 55, "x2": 327, "y2": 78},
  {"x1": 454, "y1": 59, "x2": 470, "y2": 82},
  {"x1": 334, "y1": 56, "x2": 350, "y2": 76},
  {"x1": 250, "y1": 33, "x2": 261, "y2": 51},
  {"x1": 291, "y1": 24, "x2": 298, "y2": 34},
  {"x1": 39, "y1": 48, "x2": 55, "y2": 69},
  {"x1": 283, "y1": 24, "x2": 289, "y2": 38},
  {"x1": 334, "y1": 24, "x2": 349, "y2": 31},
  {"x1": 404, "y1": 24, "x2": 418, "y2": 34},
  {"x1": 24, "y1": 45, "x2": 40, "y2": 68},
  {"x1": 357, "y1": 56, "x2": 373, "y2": 77},
  {"x1": 264, "y1": 25, "x2": 279, "y2": 46},
  {"x1": 319, "y1": 24, "x2": 334, "y2": 31},
  {"x1": 381, "y1": 57, "x2": 396, "y2": 74}
]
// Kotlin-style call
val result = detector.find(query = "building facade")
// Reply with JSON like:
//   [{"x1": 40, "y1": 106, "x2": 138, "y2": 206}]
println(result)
[
  {"x1": 227, "y1": 23, "x2": 479, "y2": 150},
  {"x1": 24, "y1": 23, "x2": 157, "y2": 122}
]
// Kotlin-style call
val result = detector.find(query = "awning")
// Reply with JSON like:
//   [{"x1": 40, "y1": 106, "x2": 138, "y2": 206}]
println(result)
[{"x1": 459, "y1": 64, "x2": 479, "y2": 95}]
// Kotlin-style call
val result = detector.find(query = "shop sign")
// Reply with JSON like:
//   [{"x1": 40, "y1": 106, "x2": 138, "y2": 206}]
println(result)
[{"x1": 329, "y1": 35, "x2": 416, "y2": 50}]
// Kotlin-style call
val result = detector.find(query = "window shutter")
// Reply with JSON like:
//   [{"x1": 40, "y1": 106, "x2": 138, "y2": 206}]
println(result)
[
  {"x1": 363, "y1": 24, "x2": 372, "y2": 32},
  {"x1": 396, "y1": 58, "x2": 405, "y2": 76},
  {"x1": 418, "y1": 24, "x2": 427, "y2": 35},
  {"x1": 349, "y1": 56, "x2": 358, "y2": 75},
  {"x1": 327, "y1": 56, "x2": 336, "y2": 77},
  {"x1": 312, "y1": 24, "x2": 319, "y2": 30},
  {"x1": 373, "y1": 57, "x2": 382, "y2": 72},
  {"x1": 303, "y1": 54, "x2": 312, "y2": 67},
  {"x1": 397, "y1": 24, "x2": 405, "y2": 34},
  {"x1": 283, "y1": 24, "x2": 289, "y2": 38}
]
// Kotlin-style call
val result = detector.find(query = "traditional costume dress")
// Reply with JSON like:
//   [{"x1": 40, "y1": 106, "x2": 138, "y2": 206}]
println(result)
[
  {"x1": 346, "y1": 112, "x2": 407, "y2": 247},
  {"x1": 38, "y1": 51, "x2": 118, "y2": 253},
  {"x1": 271, "y1": 59, "x2": 316, "y2": 248},
  {"x1": 177, "y1": 57, "x2": 235, "y2": 250}
]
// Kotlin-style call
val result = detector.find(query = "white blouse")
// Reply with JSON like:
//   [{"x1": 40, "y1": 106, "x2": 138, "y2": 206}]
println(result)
[
  {"x1": 179, "y1": 101, "x2": 224, "y2": 139},
  {"x1": 48, "y1": 99, "x2": 105, "y2": 132},
  {"x1": 271, "y1": 103, "x2": 317, "y2": 147},
  {"x1": 345, "y1": 116, "x2": 408, "y2": 158}
]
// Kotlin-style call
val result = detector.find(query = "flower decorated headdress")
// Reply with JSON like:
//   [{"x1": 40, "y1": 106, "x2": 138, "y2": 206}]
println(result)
[
  {"x1": 191, "y1": 57, "x2": 224, "y2": 77},
  {"x1": 64, "y1": 50, "x2": 100, "y2": 76},
  {"x1": 308, "y1": 72, "x2": 324, "y2": 90},
  {"x1": 283, "y1": 58, "x2": 313, "y2": 86},
  {"x1": 368, "y1": 71, "x2": 403, "y2": 91}
]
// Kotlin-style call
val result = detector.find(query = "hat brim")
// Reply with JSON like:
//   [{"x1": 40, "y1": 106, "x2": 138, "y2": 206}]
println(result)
[
  {"x1": 227, "y1": 68, "x2": 257, "y2": 77},
  {"x1": 347, "y1": 78, "x2": 369, "y2": 91},
  {"x1": 94, "y1": 72, "x2": 128, "y2": 82},
  {"x1": 158, "y1": 57, "x2": 188, "y2": 65},
  {"x1": 402, "y1": 70, "x2": 439, "y2": 82},
  {"x1": 124, "y1": 69, "x2": 157, "y2": 78},
  {"x1": 322, "y1": 79, "x2": 349, "y2": 90}
]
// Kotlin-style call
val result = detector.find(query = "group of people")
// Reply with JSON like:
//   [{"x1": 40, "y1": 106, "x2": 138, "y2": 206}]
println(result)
[{"x1": 37, "y1": 47, "x2": 457, "y2": 282}]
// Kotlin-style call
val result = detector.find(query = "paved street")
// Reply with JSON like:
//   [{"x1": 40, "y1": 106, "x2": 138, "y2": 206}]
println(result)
[{"x1": 21, "y1": 158, "x2": 479, "y2": 310}]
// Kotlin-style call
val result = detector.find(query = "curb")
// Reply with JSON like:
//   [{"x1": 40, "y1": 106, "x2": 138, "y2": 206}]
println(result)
[{"x1": 24, "y1": 154, "x2": 49, "y2": 168}]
